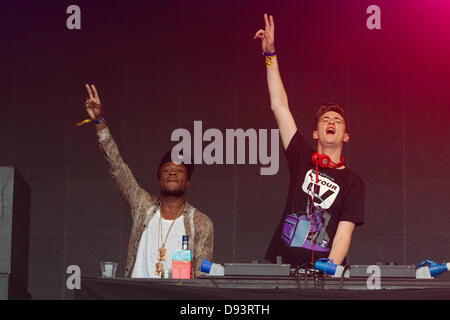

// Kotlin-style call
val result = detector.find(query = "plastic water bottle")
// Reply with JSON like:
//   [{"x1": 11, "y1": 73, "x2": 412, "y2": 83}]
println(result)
[
  {"x1": 182, "y1": 235, "x2": 189, "y2": 250},
  {"x1": 200, "y1": 258, "x2": 224, "y2": 276}
]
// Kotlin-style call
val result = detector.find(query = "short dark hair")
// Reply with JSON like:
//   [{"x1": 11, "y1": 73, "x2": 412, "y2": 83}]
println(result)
[{"x1": 314, "y1": 103, "x2": 349, "y2": 133}]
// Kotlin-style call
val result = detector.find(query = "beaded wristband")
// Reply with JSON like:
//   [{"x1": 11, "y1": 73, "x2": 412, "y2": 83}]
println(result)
[
  {"x1": 76, "y1": 117, "x2": 105, "y2": 127},
  {"x1": 265, "y1": 55, "x2": 276, "y2": 67}
]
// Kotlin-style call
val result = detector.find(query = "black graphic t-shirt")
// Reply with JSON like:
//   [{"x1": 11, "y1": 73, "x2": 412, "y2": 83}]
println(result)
[{"x1": 265, "y1": 130, "x2": 365, "y2": 267}]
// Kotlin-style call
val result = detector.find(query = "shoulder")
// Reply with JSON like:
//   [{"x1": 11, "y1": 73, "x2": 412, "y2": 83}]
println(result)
[
  {"x1": 132, "y1": 193, "x2": 159, "y2": 222},
  {"x1": 190, "y1": 206, "x2": 214, "y2": 232},
  {"x1": 285, "y1": 130, "x2": 314, "y2": 172},
  {"x1": 345, "y1": 170, "x2": 365, "y2": 188},
  {"x1": 337, "y1": 169, "x2": 365, "y2": 198},
  {"x1": 145, "y1": 193, "x2": 160, "y2": 207},
  {"x1": 286, "y1": 130, "x2": 313, "y2": 154}
]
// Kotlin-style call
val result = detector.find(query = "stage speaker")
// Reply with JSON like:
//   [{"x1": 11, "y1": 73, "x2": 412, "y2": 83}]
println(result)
[{"x1": 0, "y1": 167, "x2": 31, "y2": 300}]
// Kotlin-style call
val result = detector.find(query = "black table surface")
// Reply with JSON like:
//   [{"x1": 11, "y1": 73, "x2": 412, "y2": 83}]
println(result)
[{"x1": 74, "y1": 275, "x2": 450, "y2": 300}]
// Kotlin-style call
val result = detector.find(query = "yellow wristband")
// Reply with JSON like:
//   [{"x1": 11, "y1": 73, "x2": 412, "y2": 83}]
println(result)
[{"x1": 76, "y1": 119, "x2": 92, "y2": 127}]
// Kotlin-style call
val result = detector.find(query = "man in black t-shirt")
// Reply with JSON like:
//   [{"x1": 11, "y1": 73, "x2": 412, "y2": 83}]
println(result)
[{"x1": 254, "y1": 14, "x2": 365, "y2": 266}]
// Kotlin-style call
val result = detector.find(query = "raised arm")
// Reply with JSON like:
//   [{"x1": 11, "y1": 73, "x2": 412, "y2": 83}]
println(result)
[
  {"x1": 84, "y1": 84, "x2": 150, "y2": 217},
  {"x1": 254, "y1": 14, "x2": 297, "y2": 149}
]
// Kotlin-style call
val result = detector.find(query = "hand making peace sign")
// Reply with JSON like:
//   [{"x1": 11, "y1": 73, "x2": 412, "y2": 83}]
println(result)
[
  {"x1": 84, "y1": 84, "x2": 103, "y2": 121},
  {"x1": 253, "y1": 13, "x2": 275, "y2": 53}
]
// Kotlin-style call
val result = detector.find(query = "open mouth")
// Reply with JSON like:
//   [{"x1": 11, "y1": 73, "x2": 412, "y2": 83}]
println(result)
[{"x1": 326, "y1": 127, "x2": 336, "y2": 134}]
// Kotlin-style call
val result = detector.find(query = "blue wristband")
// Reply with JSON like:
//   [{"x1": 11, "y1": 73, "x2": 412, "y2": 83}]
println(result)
[
  {"x1": 262, "y1": 51, "x2": 276, "y2": 56},
  {"x1": 94, "y1": 118, "x2": 105, "y2": 124}
]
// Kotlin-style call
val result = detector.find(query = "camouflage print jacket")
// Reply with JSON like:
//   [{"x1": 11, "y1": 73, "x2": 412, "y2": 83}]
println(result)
[{"x1": 97, "y1": 126, "x2": 214, "y2": 278}]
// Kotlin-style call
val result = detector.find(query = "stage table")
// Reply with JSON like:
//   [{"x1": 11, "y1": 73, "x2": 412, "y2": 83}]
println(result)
[{"x1": 75, "y1": 275, "x2": 450, "y2": 300}]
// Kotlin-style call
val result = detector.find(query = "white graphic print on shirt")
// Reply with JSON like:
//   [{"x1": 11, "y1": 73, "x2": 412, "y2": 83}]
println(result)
[{"x1": 302, "y1": 169, "x2": 340, "y2": 209}]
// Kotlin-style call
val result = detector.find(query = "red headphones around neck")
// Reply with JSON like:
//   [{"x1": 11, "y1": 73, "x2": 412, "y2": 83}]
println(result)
[{"x1": 312, "y1": 152, "x2": 345, "y2": 169}]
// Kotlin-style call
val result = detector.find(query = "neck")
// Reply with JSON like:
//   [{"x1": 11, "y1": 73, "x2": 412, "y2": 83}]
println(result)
[
  {"x1": 160, "y1": 195, "x2": 186, "y2": 219},
  {"x1": 317, "y1": 144, "x2": 345, "y2": 169}
]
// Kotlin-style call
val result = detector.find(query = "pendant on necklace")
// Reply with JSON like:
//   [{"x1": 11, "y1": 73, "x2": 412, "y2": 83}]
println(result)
[
  {"x1": 158, "y1": 247, "x2": 167, "y2": 261},
  {"x1": 155, "y1": 261, "x2": 163, "y2": 276}
]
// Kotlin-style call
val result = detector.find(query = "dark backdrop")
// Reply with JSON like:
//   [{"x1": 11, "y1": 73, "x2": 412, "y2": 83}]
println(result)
[{"x1": 1, "y1": 0, "x2": 449, "y2": 299}]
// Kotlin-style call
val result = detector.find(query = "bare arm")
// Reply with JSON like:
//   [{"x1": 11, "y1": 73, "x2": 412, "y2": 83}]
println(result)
[
  {"x1": 328, "y1": 221, "x2": 355, "y2": 265},
  {"x1": 254, "y1": 14, "x2": 297, "y2": 149}
]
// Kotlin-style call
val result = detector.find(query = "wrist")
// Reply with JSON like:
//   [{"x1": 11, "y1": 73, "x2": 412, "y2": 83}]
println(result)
[
  {"x1": 262, "y1": 51, "x2": 276, "y2": 56},
  {"x1": 262, "y1": 45, "x2": 276, "y2": 54},
  {"x1": 94, "y1": 117, "x2": 105, "y2": 124},
  {"x1": 95, "y1": 118, "x2": 106, "y2": 131},
  {"x1": 264, "y1": 54, "x2": 277, "y2": 67}
]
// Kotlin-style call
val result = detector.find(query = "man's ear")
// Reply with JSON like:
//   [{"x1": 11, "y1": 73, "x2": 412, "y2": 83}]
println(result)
[
  {"x1": 312, "y1": 130, "x2": 319, "y2": 140},
  {"x1": 343, "y1": 132, "x2": 350, "y2": 143}
]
